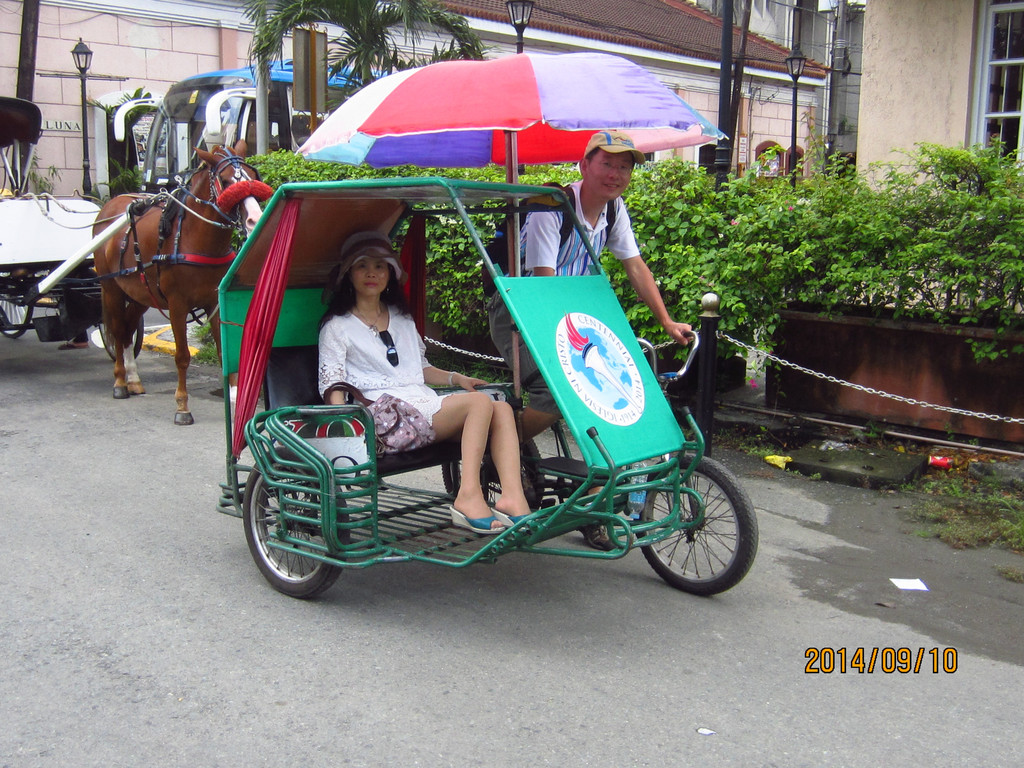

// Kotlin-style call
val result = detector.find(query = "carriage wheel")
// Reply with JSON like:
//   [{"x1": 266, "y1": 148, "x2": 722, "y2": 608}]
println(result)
[
  {"x1": 442, "y1": 438, "x2": 541, "y2": 509},
  {"x1": 641, "y1": 457, "x2": 758, "y2": 596},
  {"x1": 242, "y1": 470, "x2": 342, "y2": 599},
  {"x1": 0, "y1": 299, "x2": 33, "y2": 339},
  {"x1": 99, "y1": 315, "x2": 145, "y2": 361}
]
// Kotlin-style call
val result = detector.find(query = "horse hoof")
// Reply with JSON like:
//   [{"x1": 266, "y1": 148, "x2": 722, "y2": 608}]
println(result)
[
  {"x1": 174, "y1": 412, "x2": 195, "y2": 426},
  {"x1": 128, "y1": 384, "x2": 146, "y2": 396},
  {"x1": 113, "y1": 386, "x2": 130, "y2": 400}
]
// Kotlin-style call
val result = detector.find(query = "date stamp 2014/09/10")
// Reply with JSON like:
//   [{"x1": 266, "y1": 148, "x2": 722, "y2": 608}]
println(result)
[{"x1": 804, "y1": 647, "x2": 958, "y2": 674}]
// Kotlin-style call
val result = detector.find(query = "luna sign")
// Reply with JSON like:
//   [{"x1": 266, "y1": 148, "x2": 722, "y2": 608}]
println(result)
[
  {"x1": 554, "y1": 312, "x2": 645, "y2": 426},
  {"x1": 43, "y1": 119, "x2": 82, "y2": 133}
]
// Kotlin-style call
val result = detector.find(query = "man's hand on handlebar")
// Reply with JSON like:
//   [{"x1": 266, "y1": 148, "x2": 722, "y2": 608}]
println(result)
[{"x1": 664, "y1": 321, "x2": 694, "y2": 346}]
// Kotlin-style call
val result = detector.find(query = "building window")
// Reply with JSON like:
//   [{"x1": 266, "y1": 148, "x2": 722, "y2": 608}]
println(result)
[
  {"x1": 982, "y1": 1, "x2": 1024, "y2": 157},
  {"x1": 753, "y1": 141, "x2": 785, "y2": 177}
]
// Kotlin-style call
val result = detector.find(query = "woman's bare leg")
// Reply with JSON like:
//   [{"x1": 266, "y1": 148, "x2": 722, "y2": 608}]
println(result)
[
  {"x1": 432, "y1": 392, "x2": 499, "y2": 526},
  {"x1": 487, "y1": 402, "x2": 532, "y2": 518}
]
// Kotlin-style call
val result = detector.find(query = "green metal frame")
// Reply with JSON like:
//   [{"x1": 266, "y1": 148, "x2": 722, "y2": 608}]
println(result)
[{"x1": 217, "y1": 177, "x2": 707, "y2": 568}]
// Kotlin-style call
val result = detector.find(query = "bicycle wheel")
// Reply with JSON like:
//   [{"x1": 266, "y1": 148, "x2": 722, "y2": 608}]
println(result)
[
  {"x1": 1, "y1": 299, "x2": 33, "y2": 339},
  {"x1": 242, "y1": 470, "x2": 342, "y2": 599},
  {"x1": 641, "y1": 456, "x2": 758, "y2": 596}
]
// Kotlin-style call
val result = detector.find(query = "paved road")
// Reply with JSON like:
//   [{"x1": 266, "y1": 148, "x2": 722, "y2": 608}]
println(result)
[{"x1": 1, "y1": 335, "x2": 1022, "y2": 767}]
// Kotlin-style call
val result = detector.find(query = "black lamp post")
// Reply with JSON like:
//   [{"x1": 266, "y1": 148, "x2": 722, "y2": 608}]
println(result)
[
  {"x1": 506, "y1": 0, "x2": 534, "y2": 54},
  {"x1": 785, "y1": 46, "x2": 806, "y2": 187},
  {"x1": 71, "y1": 38, "x2": 93, "y2": 197}
]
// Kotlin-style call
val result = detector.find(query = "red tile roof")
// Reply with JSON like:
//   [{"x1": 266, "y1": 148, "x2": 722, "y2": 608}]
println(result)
[{"x1": 443, "y1": 0, "x2": 825, "y2": 77}]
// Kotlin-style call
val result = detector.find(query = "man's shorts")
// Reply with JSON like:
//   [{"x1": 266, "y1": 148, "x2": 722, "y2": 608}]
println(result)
[{"x1": 487, "y1": 292, "x2": 560, "y2": 417}]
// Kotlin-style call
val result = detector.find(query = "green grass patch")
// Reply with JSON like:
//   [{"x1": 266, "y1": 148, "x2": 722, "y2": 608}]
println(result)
[
  {"x1": 191, "y1": 323, "x2": 221, "y2": 366},
  {"x1": 906, "y1": 472, "x2": 1024, "y2": 553}
]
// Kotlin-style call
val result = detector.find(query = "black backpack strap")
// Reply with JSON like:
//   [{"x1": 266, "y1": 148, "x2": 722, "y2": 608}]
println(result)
[
  {"x1": 556, "y1": 187, "x2": 618, "y2": 249},
  {"x1": 558, "y1": 186, "x2": 575, "y2": 248}
]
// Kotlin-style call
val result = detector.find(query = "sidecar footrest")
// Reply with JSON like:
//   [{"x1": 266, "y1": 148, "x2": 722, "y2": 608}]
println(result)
[{"x1": 535, "y1": 456, "x2": 590, "y2": 479}]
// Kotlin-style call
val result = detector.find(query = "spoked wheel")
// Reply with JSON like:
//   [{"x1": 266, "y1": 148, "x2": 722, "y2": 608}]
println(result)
[
  {"x1": 442, "y1": 438, "x2": 541, "y2": 508},
  {"x1": 0, "y1": 299, "x2": 33, "y2": 339},
  {"x1": 242, "y1": 470, "x2": 342, "y2": 599},
  {"x1": 641, "y1": 457, "x2": 758, "y2": 596},
  {"x1": 99, "y1": 315, "x2": 145, "y2": 361}
]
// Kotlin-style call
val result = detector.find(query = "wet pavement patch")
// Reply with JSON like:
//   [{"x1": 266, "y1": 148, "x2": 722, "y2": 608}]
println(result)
[{"x1": 788, "y1": 440, "x2": 927, "y2": 489}]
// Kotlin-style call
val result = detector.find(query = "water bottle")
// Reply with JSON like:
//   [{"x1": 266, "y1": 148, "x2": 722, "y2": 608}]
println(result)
[{"x1": 627, "y1": 462, "x2": 648, "y2": 520}]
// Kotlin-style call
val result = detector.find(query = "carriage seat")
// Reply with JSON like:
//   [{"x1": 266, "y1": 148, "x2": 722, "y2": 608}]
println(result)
[{"x1": 264, "y1": 345, "x2": 462, "y2": 476}]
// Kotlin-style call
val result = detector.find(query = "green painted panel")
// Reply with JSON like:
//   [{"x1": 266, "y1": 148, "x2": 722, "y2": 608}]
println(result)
[
  {"x1": 494, "y1": 274, "x2": 683, "y2": 468},
  {"x1": 220, "y1": 287, "x2": 324, "y2": 375}
]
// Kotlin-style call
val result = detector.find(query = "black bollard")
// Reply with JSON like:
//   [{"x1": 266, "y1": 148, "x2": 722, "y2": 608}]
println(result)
[{"x1": 695, "y1": 292, "x2": 721, "y2": 456}]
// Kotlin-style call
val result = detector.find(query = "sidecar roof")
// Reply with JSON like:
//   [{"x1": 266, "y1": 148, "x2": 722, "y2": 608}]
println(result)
[{"x1": 225, "y1": 176, "x2": 552, "y2": 290}]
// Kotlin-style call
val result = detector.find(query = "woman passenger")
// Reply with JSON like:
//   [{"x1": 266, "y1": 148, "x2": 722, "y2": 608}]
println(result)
[{"x1": 318, "y1": 231, "x2": 532, "y2": 534}]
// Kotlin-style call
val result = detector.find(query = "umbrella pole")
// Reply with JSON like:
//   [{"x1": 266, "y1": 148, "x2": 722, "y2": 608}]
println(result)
[
  {"x1": 504, "y1": 129, "x2": 518, "y2": 185},
  {"x1": 504, "y1": 130, "x2": 524, "y2": 401}
]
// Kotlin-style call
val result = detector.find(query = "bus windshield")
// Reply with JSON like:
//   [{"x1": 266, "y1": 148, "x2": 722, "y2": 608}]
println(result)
[{"x1": 142, "y1": 62, "x2": 351, "y2": 192}]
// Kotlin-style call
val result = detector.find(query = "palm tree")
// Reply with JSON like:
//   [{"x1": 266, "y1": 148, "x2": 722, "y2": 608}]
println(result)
[{"x1": 245, "y1": 0, "x2": 485, "y2": 97}]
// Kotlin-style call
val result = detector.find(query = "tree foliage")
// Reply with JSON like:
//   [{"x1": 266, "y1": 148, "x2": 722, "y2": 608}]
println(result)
[{"x1": 244, "y1": 0, "x2": 484, "y2": 98}]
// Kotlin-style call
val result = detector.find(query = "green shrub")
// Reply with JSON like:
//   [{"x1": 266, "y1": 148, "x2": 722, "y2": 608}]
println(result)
[{"x1": 247, "y1": 144, "x2": 1024, "y2": 361}]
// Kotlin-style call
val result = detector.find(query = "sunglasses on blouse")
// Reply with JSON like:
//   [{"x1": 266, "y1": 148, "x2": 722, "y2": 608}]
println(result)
[{"x1": 378, "y1": 329, "x2": 399, "y2": 367}]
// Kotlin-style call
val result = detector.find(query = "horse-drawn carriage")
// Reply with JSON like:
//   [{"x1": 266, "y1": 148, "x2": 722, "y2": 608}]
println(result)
[
  {"x1": 0, "y1": 97, "x2": 103, "y2": 344},
  {"x1": 217, "y1": 176, "x2": 758, "y2": 599},
  {"x1": 2, "y1": 94, "x2": 269, "y2": 426}
]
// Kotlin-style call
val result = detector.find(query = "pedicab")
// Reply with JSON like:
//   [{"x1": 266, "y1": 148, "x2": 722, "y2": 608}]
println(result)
[{"x1": 217, "y1": 176, "x2": 758, "y2": 599}]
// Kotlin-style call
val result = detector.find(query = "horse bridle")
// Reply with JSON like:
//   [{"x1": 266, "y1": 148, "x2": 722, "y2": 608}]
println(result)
[{"x1": 191, "y1": 150, "x2": 263, "y2": 229}]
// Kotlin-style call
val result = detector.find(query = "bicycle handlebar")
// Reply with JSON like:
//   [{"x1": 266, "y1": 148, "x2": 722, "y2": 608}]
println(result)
[{"x1": 675, "y1": 330, "x2": 700, "y2": 379}]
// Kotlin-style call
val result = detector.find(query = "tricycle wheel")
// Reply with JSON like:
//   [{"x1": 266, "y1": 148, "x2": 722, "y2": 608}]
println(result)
[
  {"x1": 242, "y1": 470, "x2": 342, "y2": 599},
  {"x1": 641, "y1": 457, "x2": 758, "y2": 596},
  {"x1": 1, "y1": 299, "x2": 32, "y2": 339}
]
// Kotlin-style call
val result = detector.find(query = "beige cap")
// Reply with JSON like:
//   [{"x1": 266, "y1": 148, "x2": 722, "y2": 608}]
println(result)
[{"x1": 584, "y1": 131, "x2": 645, "y2": 164}]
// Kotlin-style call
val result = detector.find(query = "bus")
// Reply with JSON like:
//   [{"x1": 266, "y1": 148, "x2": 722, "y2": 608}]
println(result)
[{"x1": 141, "y1": 61, "x2": 351, "y2": 192}]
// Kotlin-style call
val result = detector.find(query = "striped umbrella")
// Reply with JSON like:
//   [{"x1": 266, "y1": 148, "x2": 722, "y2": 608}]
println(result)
[{"x1": 299, "y1": 52, "x2": 724, "y2": 171}]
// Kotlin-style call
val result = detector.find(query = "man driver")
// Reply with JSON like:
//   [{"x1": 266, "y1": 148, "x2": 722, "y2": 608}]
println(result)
[{"x1": 487, "y1": 130, "x2": 692, "y2": 550}]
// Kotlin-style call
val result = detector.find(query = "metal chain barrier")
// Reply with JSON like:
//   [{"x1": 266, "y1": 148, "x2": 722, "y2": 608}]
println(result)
[
  {"x1": 424, "y1": 336, "x2": 505, "y2": 363},
  {"x1": 718, "y1": 330, "x2": 1024, "y2": 426},
  {"x1": 425, "y1": 329, "x2": 1024, "y2": 426}
]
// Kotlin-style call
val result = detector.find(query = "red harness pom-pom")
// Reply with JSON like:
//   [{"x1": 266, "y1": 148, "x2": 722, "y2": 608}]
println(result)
[{"x1": 216, "y1": 179, "x2": 273, "y2": 212}]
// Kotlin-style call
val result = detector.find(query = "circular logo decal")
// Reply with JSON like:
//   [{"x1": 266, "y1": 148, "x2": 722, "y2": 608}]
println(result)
[{"x1": 554, "y1": 312, "x2": 645, "y2": 426}]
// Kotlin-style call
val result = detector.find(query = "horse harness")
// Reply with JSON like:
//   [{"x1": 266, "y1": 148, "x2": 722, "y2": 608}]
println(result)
[{"x1": 103, "y1": 153, "x2": 262, "y2": 306}]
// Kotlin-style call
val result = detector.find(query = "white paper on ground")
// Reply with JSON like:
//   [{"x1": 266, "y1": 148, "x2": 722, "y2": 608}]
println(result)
[{"x1": 890, "y1": 578, "x2": 929, "y2": 591}]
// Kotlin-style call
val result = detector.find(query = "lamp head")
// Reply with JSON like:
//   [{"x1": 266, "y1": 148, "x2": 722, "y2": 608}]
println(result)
[
  {"x1": 506, "y1": 0, "x2": 535, "y2": 33},
  {"x1": 785, "y1": 46, "x2": 807, "y2": 81},
  {"x1": 72, "y1": 39, "x2": 93, "y2": 75}
]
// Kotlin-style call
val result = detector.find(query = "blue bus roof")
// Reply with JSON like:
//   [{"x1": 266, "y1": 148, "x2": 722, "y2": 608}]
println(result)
[{"x1": 181, "y1": 60, "x2": 352, "y2": 87}]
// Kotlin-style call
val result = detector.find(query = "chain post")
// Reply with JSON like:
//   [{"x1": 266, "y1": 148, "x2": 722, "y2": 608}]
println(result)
[{"x1": 696, "y1": 292, "x2": 721, "y2": 455}]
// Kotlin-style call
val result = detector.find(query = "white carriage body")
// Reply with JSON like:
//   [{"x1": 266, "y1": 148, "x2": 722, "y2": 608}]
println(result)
[{"x1": 0, "y1": 197, "x2": 101, "y2": 269}]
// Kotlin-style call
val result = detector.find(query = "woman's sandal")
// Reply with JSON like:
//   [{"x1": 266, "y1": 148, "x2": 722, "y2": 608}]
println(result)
[
  {"x1": 449, "y1": 505, "x2": 506, "y2": 535},
  {"x1": 492, "y1": 509, "x2": 531, "y2": 526}
]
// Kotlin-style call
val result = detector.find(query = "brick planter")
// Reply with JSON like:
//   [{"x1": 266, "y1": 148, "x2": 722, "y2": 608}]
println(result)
[{"x1": 766, "y1": 310, "x2": 1024, "y2": 444}]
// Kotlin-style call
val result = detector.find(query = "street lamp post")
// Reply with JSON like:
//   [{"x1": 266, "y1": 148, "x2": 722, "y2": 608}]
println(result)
[
  {"x1": 506, "y1": 0, "x2": 534, "y2": 54},
  {"x1": 71, "y1": 39, "x2": 93, "y2": 197},
  {"x1": 785, "y1": 46, "x2": 806, "y2": 188}
]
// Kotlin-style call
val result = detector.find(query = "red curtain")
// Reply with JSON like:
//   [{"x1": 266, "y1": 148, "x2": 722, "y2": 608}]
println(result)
[
  {"x1": 231, "y1": 198, "x2": 302, "y2": 457},
  {"x1": 400, "y1": 215, "x2": 427, "y2": 335}
]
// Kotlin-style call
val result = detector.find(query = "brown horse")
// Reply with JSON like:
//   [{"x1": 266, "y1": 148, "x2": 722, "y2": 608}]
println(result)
[{"x1": 92, "y1": 141, "x2": 272, "y2": 424}]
